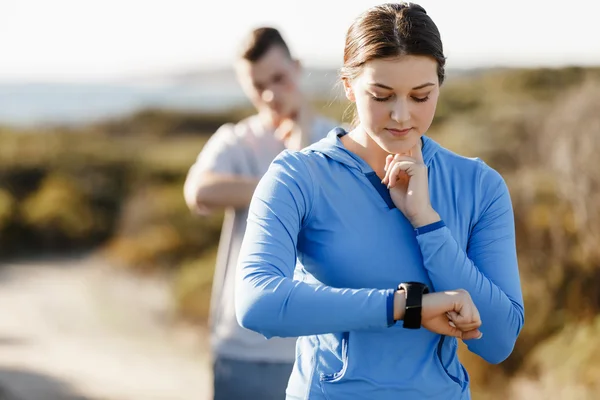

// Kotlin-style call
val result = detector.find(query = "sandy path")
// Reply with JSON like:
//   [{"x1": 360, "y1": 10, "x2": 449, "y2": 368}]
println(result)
[{"x1": 0, "y1": 254, "x2": 212, "y2": 400}]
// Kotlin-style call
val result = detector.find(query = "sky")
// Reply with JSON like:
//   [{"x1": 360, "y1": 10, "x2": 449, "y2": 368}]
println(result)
[{"x1": 1, "y1": 0, "x2": 599, "y2": 82}]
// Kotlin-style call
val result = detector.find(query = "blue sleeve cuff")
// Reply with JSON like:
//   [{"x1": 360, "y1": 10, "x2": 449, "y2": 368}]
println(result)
[
  {"x1": 414, "y1": 220, "x2": 446, "y2": 236},
  {"x1": 386, "y1": 290, "x2": 396, "y2": 327}
]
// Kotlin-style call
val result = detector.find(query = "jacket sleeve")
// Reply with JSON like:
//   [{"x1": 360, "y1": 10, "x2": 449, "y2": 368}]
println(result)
[
  {"x1": 235, "y1": 150, "x2": 395, "y2": 338},
  {"x1": 417, "y1": 162, "x2": 524, "y2": 364}
]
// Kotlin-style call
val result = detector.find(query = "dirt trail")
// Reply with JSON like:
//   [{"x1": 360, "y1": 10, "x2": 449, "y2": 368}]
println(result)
[{"x1": 0, "y1": 255, "x2": 212, "y2": 400}]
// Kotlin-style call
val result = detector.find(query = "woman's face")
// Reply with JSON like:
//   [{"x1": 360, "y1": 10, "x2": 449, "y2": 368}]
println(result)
[{"x1": 344, "y1": 55, "x2": 440, "y2": 155}]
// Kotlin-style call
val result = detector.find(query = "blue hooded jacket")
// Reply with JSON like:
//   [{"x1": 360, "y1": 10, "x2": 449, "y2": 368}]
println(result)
[{"x1": 236, "y1": 128, "x2": 524, "y2": 399}]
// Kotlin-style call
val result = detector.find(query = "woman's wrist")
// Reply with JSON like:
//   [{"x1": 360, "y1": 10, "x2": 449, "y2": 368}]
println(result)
[
  {"x1": 409, "y1": 208, "x2": 441, "y2": 228},
  {"x1": 393, "y1": 290, "x2": 406, "y2": 321},
  {"x1": 395, "y1": 290, "x2": 436, "y2": 321}
]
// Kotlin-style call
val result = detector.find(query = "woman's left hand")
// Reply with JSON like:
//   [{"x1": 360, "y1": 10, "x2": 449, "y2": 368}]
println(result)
[{"x1": 382, "y1": 142, "x2": 440, "y2": 228}]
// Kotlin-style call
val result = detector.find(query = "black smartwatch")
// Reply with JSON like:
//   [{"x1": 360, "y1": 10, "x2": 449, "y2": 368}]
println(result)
[{"x1": 398, "y1": 282, "x2": 430, "y2": 329}]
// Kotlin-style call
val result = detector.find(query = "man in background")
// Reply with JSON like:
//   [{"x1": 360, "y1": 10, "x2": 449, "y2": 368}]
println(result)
[{"x1": 184, "y1": 27, "x2": 337, "y2": 399}]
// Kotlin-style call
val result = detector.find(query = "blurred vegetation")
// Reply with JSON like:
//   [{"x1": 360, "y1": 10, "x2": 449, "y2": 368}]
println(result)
[{"x1": 1, "y1": 66, "x2": 600, "y2": 398}]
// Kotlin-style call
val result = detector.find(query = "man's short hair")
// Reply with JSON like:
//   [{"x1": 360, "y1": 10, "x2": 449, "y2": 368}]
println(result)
[{"x1": 238, "y1": 27, "x2": 292, "y2": 62}]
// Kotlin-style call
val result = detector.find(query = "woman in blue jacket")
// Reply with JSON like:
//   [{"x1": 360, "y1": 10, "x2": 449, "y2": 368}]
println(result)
[{"x1": 235, "y1": 2, "x2": 525, "y2": 399}]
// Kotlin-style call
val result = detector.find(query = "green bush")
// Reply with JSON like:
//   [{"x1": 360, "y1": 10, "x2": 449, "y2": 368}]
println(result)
[
  {"x1": 2, "y1": 66, "x2": 600, "y2": 398},
  {"x1": 0, "y1": 188, "x2": 15, "y2": 229},
  {"x1": 21, "y1": 174, "x2": 98, "y2": 248},
  {"x1": 172, "y1": 250, "x2": 217, "y2": 323},
  {"x1": 102, "y1": 182, "x2": 223, "y2": 272}
]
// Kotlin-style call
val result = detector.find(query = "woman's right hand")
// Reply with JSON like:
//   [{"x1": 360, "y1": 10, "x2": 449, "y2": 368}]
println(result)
[
  {"x1": 394, "y1": 289, "x2": 482, "y2": 339},
  {"x1": 421, "y1": 290, "x2": 482, "y2": 340}
]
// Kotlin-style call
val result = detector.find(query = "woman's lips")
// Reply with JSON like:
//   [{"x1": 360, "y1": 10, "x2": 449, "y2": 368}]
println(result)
[{"x1": 386, "y1": 127, "x2": 412, "y2": 137}]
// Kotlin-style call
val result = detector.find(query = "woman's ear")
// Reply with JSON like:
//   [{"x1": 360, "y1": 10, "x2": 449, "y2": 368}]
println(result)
[{"x1": 342, "y1": 78, "x2": 356, "y2": 102}]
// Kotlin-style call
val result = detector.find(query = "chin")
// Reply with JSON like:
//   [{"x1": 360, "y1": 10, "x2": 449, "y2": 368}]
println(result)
[{"x1": 377, "y1": 135, "x2": 421, "y2": 155}]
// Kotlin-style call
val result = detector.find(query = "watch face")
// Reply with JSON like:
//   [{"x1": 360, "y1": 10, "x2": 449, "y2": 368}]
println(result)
[{"x1": 401, "y1": 282, "x2": 429, "y2": 294}]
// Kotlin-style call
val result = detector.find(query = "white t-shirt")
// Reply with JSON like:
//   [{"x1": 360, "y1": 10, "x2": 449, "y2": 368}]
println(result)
[{"x1": 191, "y1": 114, "x2": 337, "y2": 362}]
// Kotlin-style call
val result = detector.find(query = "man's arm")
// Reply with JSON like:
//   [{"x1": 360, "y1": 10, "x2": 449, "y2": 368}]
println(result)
[
  {"x1": 183, "y1": 123, "x2": 259, "y2": 215},
  {"x1": 184, "y1": 168, "x2": 259, "y2": 214},
  {"x1": 184, "y1": 111, "x2": 335, "y2": 215}
]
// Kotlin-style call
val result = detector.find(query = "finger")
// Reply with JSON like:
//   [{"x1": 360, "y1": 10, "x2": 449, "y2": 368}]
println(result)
[
  {"x1": 447, "y1": 311, "x2": 459, "y2": 321},
  {"x1": 385, "y1": 154, "x2": 426, "y2": 187},
  {"x1": 386, "y1": 163, "x2": 399, "y2": 188},
  {"x1": 448, "y1": 325, "x2": 466, "y2": 339},
  {"x1": 438, "y1": 323, "x2": 463, "y2": 339},
  {"x1": 453, "y1": 321, "x2": 482, "y2": 333},
  {"x1": 471, "y1": 303, "x2": 481, "y2": 323},
  {"x1": 385, "y1": 154, "x2": 406, "y2": 182},
  {"x1": 447, "y1": 311, "x2": 480, "y2": 328},
  {"x1": 382, "y1": 155, "x2": 394, "y2": 184},
  {"x1": 446, "y1": 320, "x2": 480, "y2": 334},
  {"x1": 387, "y1": 162, "x2": 406, "y2": 188},
  {"x1": 388, "y1": 161, "x2": 420, "y2": 187},
  {"x1": 274, "y1": 118, "x2": 297, "y2": 140},
  {"x1": 274, "y1": 126, "x2": 292, "y2": 141},
  {"x1": 402, "y1": 161, "x2": 424, "y2": 178},
  {"x1": 385, "y1": 155, "x2": 401, "y2": 187},
  {"x1": 446, "y1": 312, "x2": 473, "y2": 330},
  {"x1": 457, "y1": 295, "x2": 480, "y2": 321},
  {"x1": 461, "y1": 329, "x2": 483, "y2": 340},
  {"x1": 384, "y1": 154, "x2": 394, "y2": 172},
  {"x1": 411, "y1": 140, "x2": 425, "y2": 163},
  {"x1": 386, "y1": 155, "x2": 419, "y2": 172},
  {"x1": 449, "y1": 308, "x2": 481, "y2": 329},
  {"x1": 382, "y1": 166, "x2": 392, "y2": 185},
  {"x1": 455, "y1": 300, "x2": 481, "y2": 324}
]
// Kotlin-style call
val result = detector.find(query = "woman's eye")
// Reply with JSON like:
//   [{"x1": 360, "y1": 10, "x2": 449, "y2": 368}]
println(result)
[
  {"x1": 411, "y1": 95, "x2": 430, "y2": 103},
  {"x1": 371, "y1": 95, "x2": 392, "y2": 102}
]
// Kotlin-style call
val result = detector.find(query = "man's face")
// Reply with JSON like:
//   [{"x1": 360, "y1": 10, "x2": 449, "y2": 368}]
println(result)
[{"x1": 235, "y1": 45, "x2": 303, "y2": 126}]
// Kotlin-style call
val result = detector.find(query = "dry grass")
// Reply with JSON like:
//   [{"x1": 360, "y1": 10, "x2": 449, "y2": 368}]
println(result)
[{"x1": 1, "y1": 67, "x2": 600, "y2": 397}]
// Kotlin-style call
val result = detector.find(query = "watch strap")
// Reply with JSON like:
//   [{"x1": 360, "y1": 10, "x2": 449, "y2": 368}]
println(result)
[{"x1": 398, "y1": 282, "x2": 430, "y2": 329}]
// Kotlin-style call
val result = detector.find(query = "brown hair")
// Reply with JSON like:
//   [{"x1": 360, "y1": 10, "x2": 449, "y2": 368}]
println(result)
[
  {"x1": 238, "y1": 27, "x2": 292, "y2": 62},
  {"x1": 341, "y1": 3, "x2": 446, "y2": 84}
]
